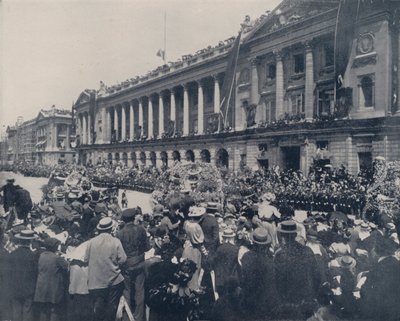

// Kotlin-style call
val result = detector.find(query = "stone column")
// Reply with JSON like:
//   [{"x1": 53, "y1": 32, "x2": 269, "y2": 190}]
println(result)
[
  {"x1": 250, "y1": 57, "x2": 261, "y2": 124},
  {"x1": 138, "y1": 99, "x2": 144, "y2": 137},
  {"x1": 274, "y1": 50, "x2": 284, "y2": 120},
  {"x1": 53, "y1": 123, "x2": 58, "y2": 150},
  {"x1": 82, "y1": 114, "x2": 87, "y2": 145},
  {"x1": 148, "y1": 97, "x2": 153, "y2": 139},
  {"x1": 99, "y1": 108, "x2": 105, "y2": 144},
  {"x1": 87, "y1": 114, "x2": 92, "y2": 145},
  {"x1": 305, "y1": 42, "x2": 314, "y2": 120},
  {"x1": 105, "y1": 108, "x2": 111, "y2": 143},
  {"x1": 129, "y1": 102, "x2": 134, "y2": 141},
  {"x1": 170, "y1": 89, "x2": 176, "y2": 134},
  {"x1": 114, "y1": 107, "x2": 119, "y2": 142},
  {"x1": 121, "y1": 105, "x2": 126, "y2": 141},
  {"x1": 250, "y1": 57, "x2": 260, "y2": 105},
  {"x1": 159, "y1": 94, "x2": 164, "y2": 138},
  {"x1": 66, "y1": 124, "x2": 70, "y2": 150},
  {"x1": 197, "y1": 81, "x2": 204, "y2": 134},
  {"x1": 213, "y1": 75, "x2": 220, "y2": 114},
  {"x1": 170, "y1": 89, "x2": 176, "y2": 122},
  {"x1": 183, "y1": 84, "x2": 189, "y2": 136}
]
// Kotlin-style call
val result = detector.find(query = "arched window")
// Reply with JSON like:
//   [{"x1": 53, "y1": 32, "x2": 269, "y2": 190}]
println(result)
[{"x1": 360, "y1": 76, "x2": 374, "y2": 107}]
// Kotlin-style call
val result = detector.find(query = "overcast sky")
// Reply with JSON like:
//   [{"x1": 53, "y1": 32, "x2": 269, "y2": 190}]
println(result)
[{"x1": 0, "y1": 0, "x2": 280, "y2": 132}]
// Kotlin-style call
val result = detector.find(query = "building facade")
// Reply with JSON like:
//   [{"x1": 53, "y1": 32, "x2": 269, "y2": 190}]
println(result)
[
  {"x1": 74, "y1": 0, "x2": 400, "y2": 174},
  {"x1": 5, "y1": 107, "x2": 76, "y2": 165}
]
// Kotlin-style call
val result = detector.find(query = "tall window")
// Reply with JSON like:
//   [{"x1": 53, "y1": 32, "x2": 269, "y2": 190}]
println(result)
[
  {"x1": 290, "y1": 93, "x2": 305, "y2": 114},
  {"x1": 264, "y1": 98, "x2": 276, "y2": 123},
  {"x1": 360, "y1": 76, "x2": 374, "y2": 107},
  {"x1": 318, "y1": 89, "x2": 334, "y2": 116},
  {"x1": 324, "y1": 44, "x2": 334, "y2": 67},
  {"x1": 293, "y1": 53, "x2": 305, "y2": 74},
  {"x1": 267, "y1": 63, "x2": 276, "y2": 80}
]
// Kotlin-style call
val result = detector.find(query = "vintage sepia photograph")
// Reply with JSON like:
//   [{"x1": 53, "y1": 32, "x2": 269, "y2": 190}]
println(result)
[{"x1": 1, "y1": 0, "x2": 400, "y2": 320}]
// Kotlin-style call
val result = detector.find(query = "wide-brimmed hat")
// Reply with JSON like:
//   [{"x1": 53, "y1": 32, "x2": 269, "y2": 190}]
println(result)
[
  {"x1": 222, "y1": 228, "x2": 236, "y2": 238},
  {"x1": 251, "y1": 227, "x2": 271, "y2": 245},
  {"x1": 277, "y1": 220, "x2": 301, "y2": 234},
  {"x1": 188, "y1": 206, "x2": 206, "y2": 218},
  {"x1": 15, "y1": 229, "x2": 38, "y2": 240},
  {"x1": 6, "y1": 178, "x2": 15, "y2": 183},
  {"x1": 338, "y1": 255, "x2": 357, "y2": 269},
  {"x1": 97, "y1": 217, "x2": 113, "y2": 231}
]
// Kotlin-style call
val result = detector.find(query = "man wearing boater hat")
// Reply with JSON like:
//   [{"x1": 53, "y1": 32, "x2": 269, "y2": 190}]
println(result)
[
  {"x1": 8, "y1": 230, "x2": 39, "y2": 321},
  {"x1": 84, "y1": 217, "x2": 127, "y2": 321}
]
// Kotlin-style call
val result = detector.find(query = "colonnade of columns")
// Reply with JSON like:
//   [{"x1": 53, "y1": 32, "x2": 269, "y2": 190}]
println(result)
[{"x1": 92, "y1": 75, "x2": 222, "y2": 145}]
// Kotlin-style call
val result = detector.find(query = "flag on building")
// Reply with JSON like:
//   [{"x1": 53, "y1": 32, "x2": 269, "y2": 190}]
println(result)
[
  {"x1": 156, "y1": 49, "x2": 165, "y2": 61},
  {"x1": 219, "y1": 31, "x2": 242, "y2": 130},
  {"x1": 334, "y1": 0, "x2": 360, "y2": 90}
]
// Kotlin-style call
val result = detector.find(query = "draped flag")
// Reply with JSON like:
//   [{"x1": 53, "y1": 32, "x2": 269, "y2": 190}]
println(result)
[
  {"x1": 334, "y1": 0, "x2": 360, "y2": 91},
  {"x1": 156, "y1": 49, "x2": 165, "y2": 62},
  {"x1": 219, "y1": 31, "x2": 242, "y2": 130}
]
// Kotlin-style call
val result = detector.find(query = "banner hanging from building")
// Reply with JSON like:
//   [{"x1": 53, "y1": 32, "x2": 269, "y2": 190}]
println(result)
[{"x1": 219, "y1": 31, "x2": 242, "y2": 130}]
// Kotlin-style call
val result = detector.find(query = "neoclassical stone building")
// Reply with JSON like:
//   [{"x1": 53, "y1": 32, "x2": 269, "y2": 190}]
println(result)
[{"x1": 74, "y1": 0, "x2": 400, "y2": 174}]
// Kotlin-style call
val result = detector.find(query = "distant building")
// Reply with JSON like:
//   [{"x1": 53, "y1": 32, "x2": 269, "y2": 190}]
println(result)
[{"x1": 5, "y1": 106, "x2": 76, "y2": 165}]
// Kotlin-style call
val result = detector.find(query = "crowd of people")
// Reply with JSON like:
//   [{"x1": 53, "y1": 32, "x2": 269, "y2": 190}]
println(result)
[{"x1": 0, "y1": 158, "x2": 399, "y2": 321}]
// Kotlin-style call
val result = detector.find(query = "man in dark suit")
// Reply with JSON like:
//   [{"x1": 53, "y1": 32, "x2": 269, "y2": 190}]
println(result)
[
  {"x1": 117, "y1": 208, "x2": 150, "y2": 321},
  {"x1": 212, "y1": 228, "x2": 239, "y2": 297},
  {"x1": 241, "y1": 227, "x2": 280, "y2": 320},
  {"x1": 200, "y1": 202, "x2": 220, "y2": 254},
  {"x1": 0, "y1": 178, "x2": 16, "y2": 212},
  {"x1": 274, "y1": 220, "x2": 321, "y2": 319},
  {"x1": 360, "y1": 237, "x2": 400, "y2": 321},
  {"x1": 8, "y1": 230, "x2": 39, "y2": 321}
]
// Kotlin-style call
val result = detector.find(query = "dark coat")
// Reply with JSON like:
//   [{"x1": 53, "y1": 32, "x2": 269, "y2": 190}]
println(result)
[
  {"x1": 117, "y1": 222, "x2": 150, "y2": 268},
  {"x1": 241, "y1": 249, "x2": 280, "y2": 319},
  {"x1": 211, "y1": 293, "x2": 244, "y2": 321},
  {"x1": 0, "y1": 247, "x2": 11, "y2": 316},
  {"x1": 274, "y1": 241, "x2": 321, "y2": 304},
  {"x1": 360, "y1": 256, "x2": 400, "y2": 321},
  {"x1": 8, "y1": 246, "x2": 39, "y2": 299},
  {"x1": 1, "y1": 183, "x2": 16, "y2": 212},
  {"x1": 212, "y1": 243, "x2": 239, "y2": 291},
  {"x1": 34, "y1": 251, "x2": 68, "y2": 304},
  {"x1": 200, "y1": 214, "x2": 220, "y2": 252}
]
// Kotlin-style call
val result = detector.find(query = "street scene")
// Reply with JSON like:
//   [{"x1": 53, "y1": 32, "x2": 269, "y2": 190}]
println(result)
[{"x1": 1, "y1": 0, "x2": 400, "y2": 321}]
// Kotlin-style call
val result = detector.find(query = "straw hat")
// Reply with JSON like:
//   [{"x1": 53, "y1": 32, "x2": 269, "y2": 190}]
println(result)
[
  {"x1": 97, "y1": 217, "x2": 113, "y2": 231},
  {"x1": 338, "y1": 255, "x2": 357, "y2": 269},
  {"x1": 15, "y1": 230, "x2": 38, "y2": 240},
  {"x1": 277, "y1": 220, "x2": 301, "y2": 234},
  {"x1": 251, "y1": 227, "x2": 271, "y2": 245},
  {"x1": 188, "y1": 206, "x2": 206, "y2": 218}
]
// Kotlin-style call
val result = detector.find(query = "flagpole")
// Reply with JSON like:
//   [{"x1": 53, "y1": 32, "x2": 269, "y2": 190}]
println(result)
[{"x1": 164, "y1": 11, "x2": 167, "y2": 63}]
